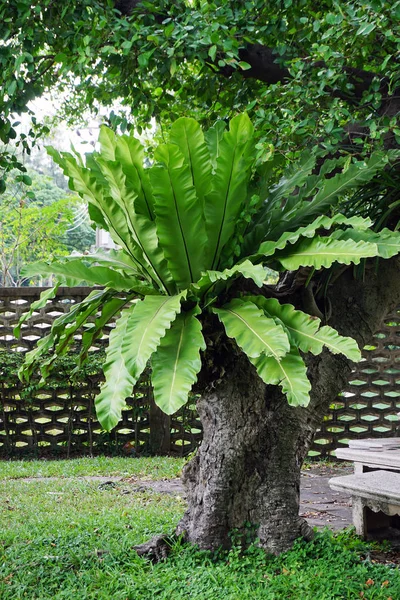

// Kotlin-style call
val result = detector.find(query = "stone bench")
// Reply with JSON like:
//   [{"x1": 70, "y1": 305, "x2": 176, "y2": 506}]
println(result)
[
  {"x1": 329, "y1": 470, "x2": 400, "y2": 539},
  {"x1": 334, "y1": 447, "x2": 400, "y2": 474}
]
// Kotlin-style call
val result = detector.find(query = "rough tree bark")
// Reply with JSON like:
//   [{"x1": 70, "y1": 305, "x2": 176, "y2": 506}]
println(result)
[
  {"x1": 173, "y1": 257, "x2": 400, "y2": 555},
  {"x1": 176, "y1": 349, "x2": 347, "y2": 554}
]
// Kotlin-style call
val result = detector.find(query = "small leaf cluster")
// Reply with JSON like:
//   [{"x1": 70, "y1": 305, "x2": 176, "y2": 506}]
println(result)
[
  {"x1": 0, "y1": 348, "x2": 105, "y2": 396},
  {"x1": 0, "y1": 168, "x2": 96, "y2": 286}
]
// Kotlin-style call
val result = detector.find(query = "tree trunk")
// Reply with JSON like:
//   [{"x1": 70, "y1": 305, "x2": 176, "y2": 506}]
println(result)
[
  {"x1": 176, "y1": 257, "x2": 400, "y2": 554},
  {"x1": 176, "y1": 348, "x2": 349, "y2": 554},
  {"x1": 149, "y1": 395, "x2": 171, "y2": 455},
  {"x1": 133, "y1": 258, "x2": 400, "y2": 560}
]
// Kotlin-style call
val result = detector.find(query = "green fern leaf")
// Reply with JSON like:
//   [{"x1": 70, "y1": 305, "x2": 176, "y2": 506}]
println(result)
[
  {"x1": 95, "y1": 308, "x2": 137, "y2": 431},
  {"x1": 248, "y1": 296, "x2": 321, "y2": 353},
  {"x1": 151, "y1": 144, "x2": 208, "y2": 288},
  {"x1": 47, "y1": 148, "x2": 153, "y2": 278},
  {"x1": 114, "y1": 133, "x2": 156, "y2": 220},
  {"x1": 250, "y1": 349, "x2": 311, "y2": 407},
  {"x1": 315, "y1": 326, "x2": 361, "y2": 362},
  {"x1": 21, "y1": 258, "x2": 155, "y2": 294},
  {"x1": 97, "y1": 294, "x2": 185, "y2": 430},
  {"x1": 152, "y1": 306, "x2": 205, "y2": 414},
  {"x1": 122, "y1": 294, "x2": 185, "y2": 385},
  {"x1": 204, "y1": 113, "x2": 254, "y2": 269},
  {"x1": 204, "y1": 120, "x2": 226, "y2": 169},
  {"x1": 254, "y1": 214, "x2": 373, "y2": 260},
  {"x1": 275, "y1": 236, "x2": 378, "y2": 270},
  {"x1": 14, "y1": 284, "x2": 60, "y2": 338},
  {"x1": 169, "y1": 117, "x2": 212, "y2": 208},
  {"x1": 95, "y1": 156, "x2": 175, "y2": 293},
  {"x1": 213, "y1": 298, "x2": 289, "y2": 359},
  {"x1": 331, "y1": 227, "x2": 400, "y2": 259},
  {"x1": 248, "y1": 296, "x2": 361, "y2": 361},
  {"x1": 194, "y1": 260, "x2": 266, "y2": 297}
]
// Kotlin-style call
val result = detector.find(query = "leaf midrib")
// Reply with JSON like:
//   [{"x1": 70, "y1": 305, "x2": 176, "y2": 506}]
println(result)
[
  {"x1": 276, "y1": 357, "x2": 294, "y2": 394},
  {"x1": 316, "y1": 330, "x2": 357, "y2": 357},
  {"x1": 211, "y1": 146, "x2": 236, "y2": 270},
  {"x1": 167, "y1": 318, "x2": 185, "y2": 406},
  {"x1": 285, "y1": 324, "x2": 322, "y2": 350},
  {"x1": 136, "y1": 297, "x2": 174, "y2": 361},
  {"x1": 313, "y1": 156, "x2": 385, "y2": 206},
  {"x1": 226, "y1": 307, "x2": 281, "y2": 360},
  {"x1": 166, "y1": 168, "x2": 194, "y2": 284},
  {"x1": 289, "y1": 247, "x2": 375, "y2": 258}
]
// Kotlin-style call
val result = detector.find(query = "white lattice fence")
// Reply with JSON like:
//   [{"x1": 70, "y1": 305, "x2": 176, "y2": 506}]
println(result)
[
  {"x1": 312, "y1": 307, "x2": 400, "y2": 456},
  {"x1": 0, "y1": 287, "x2": 201, "y2": 457}
]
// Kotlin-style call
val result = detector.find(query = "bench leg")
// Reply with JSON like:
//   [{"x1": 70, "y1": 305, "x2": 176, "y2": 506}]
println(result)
[{"x1": 352, "y1": 496, "x2": 367, "y2": 537}]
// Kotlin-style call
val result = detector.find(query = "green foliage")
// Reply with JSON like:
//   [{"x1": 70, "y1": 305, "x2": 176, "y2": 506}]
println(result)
[
  {"x1": 17, "y1": 115, "x2": 400, "y2": 429},
  {"x1": 21, "y1": 258, "x2": 148, "y2": 291},
  {"x1": 275, "y1": 236, "x2": 378, "y2": 271},
  {"x1": 213, "y1": 299, "x2": 290, "y2": 360},
  {"x1": 0, "y1": 190, "x2": 73, "y2": 286},
  {"x1": 249, "y1": 297, "x2": 361, "y2": 362},
  {"x1": 96, "y1": 294, "x2": 184, "y2": 428},
  {"x1": 251, "y1": 349, "x2": 311, "y2": 407},
  {"x1": 340, "y1": 163, "x2": 400, "y2": 230},
  {"x1": 0, "y1": 170, "x2": 95, "y2": 285},
  {"x1": 1, "y1": 0, "x2": 399, "y2": 189},
  {"x1": 13, "y1": 286, "x2": 60, "y2": 339},
  {"x1": 0, "y1": 349, "x2": 105, "y2": 402},
  {"x1": 244, "y1": 153, "x2": 397, "y2": 255},
  {"x1": 152, "y1": 306, "x2": 206, "y2": 415}
]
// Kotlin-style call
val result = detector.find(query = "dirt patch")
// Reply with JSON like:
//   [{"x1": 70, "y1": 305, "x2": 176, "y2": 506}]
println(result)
[
  {"x1": 121, "y1": 477, "x2": 183, "y2": 495},
  {"x1": 361, "y1": 549, "x2": 400, "y2": 566}
]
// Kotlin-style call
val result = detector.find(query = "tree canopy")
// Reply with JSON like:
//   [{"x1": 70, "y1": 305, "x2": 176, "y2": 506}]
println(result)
[{"x1": 1, "y1": 0, "x2": 399, "y2": 188}]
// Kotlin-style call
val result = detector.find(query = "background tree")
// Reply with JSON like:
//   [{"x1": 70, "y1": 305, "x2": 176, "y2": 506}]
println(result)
[
  {"x1": 0, "y1": 170, "x2": 94, "y2": 285},
  {"x1": 1, "y1": 0, "x2": 399, "y2": 168}
]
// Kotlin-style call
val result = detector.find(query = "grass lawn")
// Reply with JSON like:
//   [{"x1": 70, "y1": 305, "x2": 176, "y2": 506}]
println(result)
[
  {"x1": 1, "y1": 457, "x2": 400, "y2": 599},
  {"x1": 0, "y1": 455, "x2": 186, "y2": 480}
]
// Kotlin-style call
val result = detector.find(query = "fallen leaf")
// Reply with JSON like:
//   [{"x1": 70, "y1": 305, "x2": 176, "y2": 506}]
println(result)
[{"x1": 365, "y1": 578, "x2": 374, "y2": 586}]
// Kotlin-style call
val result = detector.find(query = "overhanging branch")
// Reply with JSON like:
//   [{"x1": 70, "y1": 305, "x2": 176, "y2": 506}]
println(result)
[{"x1": 113, "y1": 1, "x2": 389, "y2": 106}]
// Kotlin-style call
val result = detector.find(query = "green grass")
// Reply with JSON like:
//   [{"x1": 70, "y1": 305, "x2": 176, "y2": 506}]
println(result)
[
  {"x1": 1, "y1": 457, "x2": 400, "y2": 599},
  {"x1": 0, "y1": 455, "x2": 185, "y2": 480}
]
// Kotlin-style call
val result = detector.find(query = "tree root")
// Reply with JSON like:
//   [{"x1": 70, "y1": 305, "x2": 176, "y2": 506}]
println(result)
[
  {"x1": 133, "y1": 517, "x2": 314, "y2": 562},
  {"x1": 132, "y1": 534, "x2": 176, "y2": 563},
  {"x1": 298, "y1": 517, "x2": 315, "y2": 542}
]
